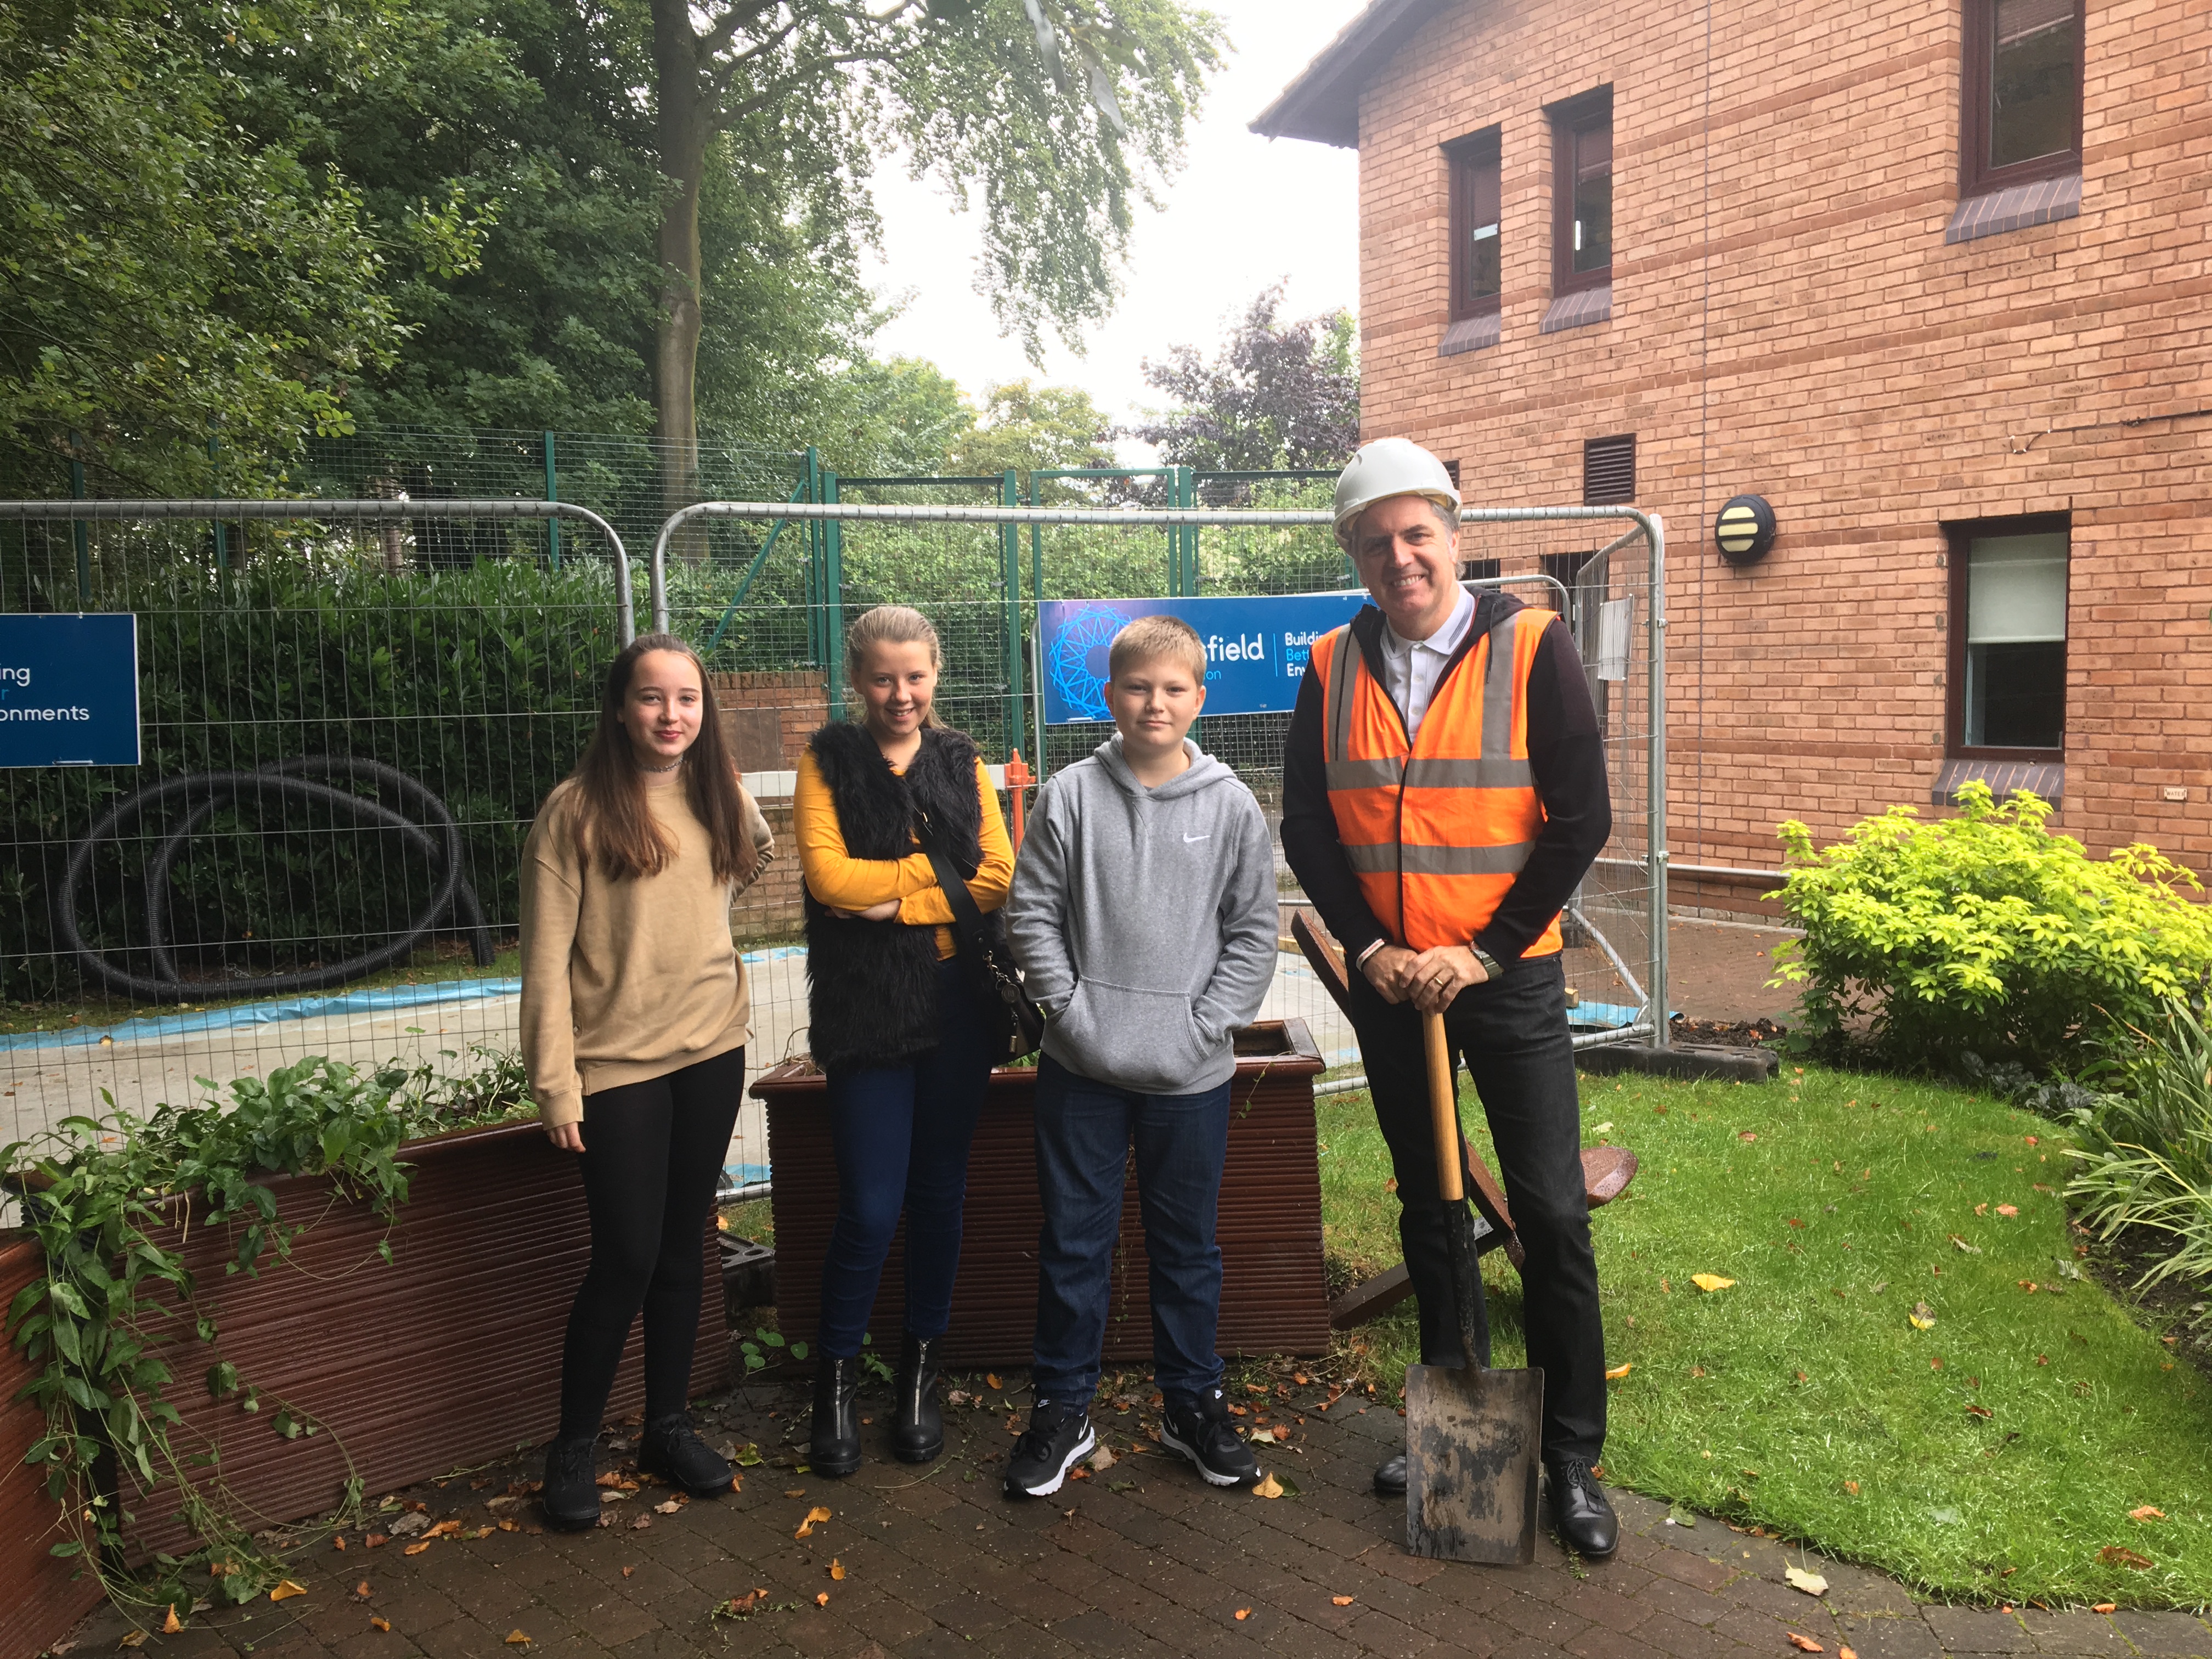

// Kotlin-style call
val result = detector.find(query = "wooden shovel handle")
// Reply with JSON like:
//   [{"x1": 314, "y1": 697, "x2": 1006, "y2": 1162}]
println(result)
[{"x1": 1424, "y1": 1011, "x2": 1463, "y2": 1203}]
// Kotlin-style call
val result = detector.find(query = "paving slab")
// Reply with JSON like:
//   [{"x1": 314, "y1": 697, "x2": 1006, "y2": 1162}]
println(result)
[{"x1": 55, "y1": 1368, "x2": 2189, "y2": 1659}]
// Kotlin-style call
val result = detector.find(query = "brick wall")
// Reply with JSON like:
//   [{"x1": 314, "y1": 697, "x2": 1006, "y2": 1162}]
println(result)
[
  {"x1": 713, "y1": 671, "x2": 828, "y2": 941},
  {"x1": 1346, "y1": 0, "x2": 2211, "y2": 894}
]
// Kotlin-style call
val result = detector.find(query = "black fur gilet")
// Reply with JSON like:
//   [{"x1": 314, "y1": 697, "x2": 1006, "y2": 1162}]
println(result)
[{"x1": 803, "y1": 722, "x2": 992, "y2": 1073}]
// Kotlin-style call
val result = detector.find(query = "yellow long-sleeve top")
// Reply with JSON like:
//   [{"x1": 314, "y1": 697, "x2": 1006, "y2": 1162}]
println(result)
[{"x1": 793, "y1": 749, "x2": 1013, "y2": 957}]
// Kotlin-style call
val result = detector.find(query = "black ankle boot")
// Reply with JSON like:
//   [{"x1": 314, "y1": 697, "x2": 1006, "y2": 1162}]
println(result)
[
  {"x1": 810, "y1": 1356, "x2": 862, "y2": 1477},
  {"x1": 890, "y1": 1333, "x2": 944, "y2": 1464}
]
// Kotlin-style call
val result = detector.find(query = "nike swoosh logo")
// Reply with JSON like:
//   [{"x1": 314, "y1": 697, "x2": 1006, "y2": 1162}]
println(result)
[{"x1": 1183, "y1": 833, "x2": 1210, "y2": 842}]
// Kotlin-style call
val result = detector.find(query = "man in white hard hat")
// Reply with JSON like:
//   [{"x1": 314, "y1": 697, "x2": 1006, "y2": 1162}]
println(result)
[{"x1": 1279, "y1": 437, "x2": 1619, "y2": 1557}]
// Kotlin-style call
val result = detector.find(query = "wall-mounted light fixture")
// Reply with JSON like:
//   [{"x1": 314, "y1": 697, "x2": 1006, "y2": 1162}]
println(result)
[{"x1": 1714, "y1": 494, "x2": 1777, "y2": 566}]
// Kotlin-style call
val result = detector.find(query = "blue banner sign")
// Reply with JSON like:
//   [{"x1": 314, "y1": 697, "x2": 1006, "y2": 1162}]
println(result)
[
  {"x1": 1039, "y1": 593, "x2": 1369, "y2": 724},
  {"x1": 0, "y1": 614, "x2": 141, "y2": 766}
]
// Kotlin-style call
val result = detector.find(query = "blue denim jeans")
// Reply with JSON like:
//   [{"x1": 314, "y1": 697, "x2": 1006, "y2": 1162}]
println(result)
[
  {"x1": 1029, "y1": 1053, "x2": 1232, "y2": 1409},
  {"x1": 817, "y1": 957, "x2": 996, "y2": 1358}
]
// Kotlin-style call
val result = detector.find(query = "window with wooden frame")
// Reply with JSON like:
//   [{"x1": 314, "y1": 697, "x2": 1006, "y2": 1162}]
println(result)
[
  {"x1": 1447, "y1": 129, "x2": 1503, "y2": 321},
  {"x1": 1549, "y1": 89, "x2": 1612, "y2": 295},
  {"x1": 1946, "y1": 514, "x2": 2069, "y2": 757},
  {"x1": 1961, "y1": 0, "x2": 2083, "y2": 197}
]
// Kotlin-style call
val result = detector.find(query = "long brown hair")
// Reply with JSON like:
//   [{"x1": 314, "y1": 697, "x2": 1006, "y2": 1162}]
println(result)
[{"x1": 570, "y1": 633, "x2": 758, "y2": 884}]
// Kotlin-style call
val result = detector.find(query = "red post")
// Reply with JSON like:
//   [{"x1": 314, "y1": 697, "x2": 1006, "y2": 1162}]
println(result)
[{"x1": 1005, "y1": 748, "x2": 1034, "y2": 852}]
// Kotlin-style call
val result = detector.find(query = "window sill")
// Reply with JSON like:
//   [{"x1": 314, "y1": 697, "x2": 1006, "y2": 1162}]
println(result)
[
  {"x1": 1438, "y1": 312, "x2": 1500, "y2": 357},
  {"x1": 1540, "y1": 286, "x2": 1611, "y2": 335},
  {"x1": 1932, "y1": 755, "x2": 2064, "y2": 806},
  {"x1": 1945, "y1": 174, "x2": 2081, "y2": 245}
]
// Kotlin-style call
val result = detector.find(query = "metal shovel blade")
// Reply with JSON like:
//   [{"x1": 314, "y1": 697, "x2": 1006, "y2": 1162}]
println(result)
[{"x1": 1404, "y1": 1360, "x2": 1544, "y2": 1564}]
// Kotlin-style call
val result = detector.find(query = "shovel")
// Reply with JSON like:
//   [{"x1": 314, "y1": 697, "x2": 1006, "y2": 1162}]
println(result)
[{"x1": 1404, "y1": 1008, "x2": 1544, "y2": 1565}]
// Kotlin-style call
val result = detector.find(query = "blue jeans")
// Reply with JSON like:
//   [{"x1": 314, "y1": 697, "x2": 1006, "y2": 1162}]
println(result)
[
  {"x1": 817, "y1": 956, "x2": 996, "y2": 1358},
  {"x1": 1029, "y1": 1053, "x2": 1232, "y2": 1409}
]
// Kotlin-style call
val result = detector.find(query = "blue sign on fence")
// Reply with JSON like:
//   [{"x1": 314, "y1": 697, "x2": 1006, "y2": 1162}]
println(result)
[
  {"x1": 1038, "y1": 593, "x2": 1370, "y2": 724},
  {"x1": 0, "y1": 614, "x2": 141, "y2": 767}
]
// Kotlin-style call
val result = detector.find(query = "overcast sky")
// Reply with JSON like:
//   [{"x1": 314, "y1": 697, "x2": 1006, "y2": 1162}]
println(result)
[{"x1": 857, "y1": 1, "x2": 1369, "y2": 451}]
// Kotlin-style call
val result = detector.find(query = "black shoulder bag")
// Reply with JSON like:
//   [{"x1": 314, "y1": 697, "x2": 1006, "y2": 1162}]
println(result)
[{"x1": 915, "y1": 815, "x2": 1044, "y2": 1064}]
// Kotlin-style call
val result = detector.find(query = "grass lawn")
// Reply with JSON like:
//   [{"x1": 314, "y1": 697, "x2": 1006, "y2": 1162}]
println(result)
[{"x1": 1316, "y1": 1062, "x2": 2212, "y2": 1608}]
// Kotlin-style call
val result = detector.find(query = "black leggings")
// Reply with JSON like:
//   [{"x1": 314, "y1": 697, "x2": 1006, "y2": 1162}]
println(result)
[{"x1": 558, "y1": 1046, "x2": 743, "y2": 1440}]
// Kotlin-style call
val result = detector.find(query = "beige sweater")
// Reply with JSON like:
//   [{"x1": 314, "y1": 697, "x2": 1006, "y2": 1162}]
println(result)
[{"x1": 519, "y1": 774, "x2": 775, "y2": 1128}]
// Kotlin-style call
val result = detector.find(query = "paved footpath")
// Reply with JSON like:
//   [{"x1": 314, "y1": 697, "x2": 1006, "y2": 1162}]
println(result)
[{"x1": 63, "y1": 1367, "x2": 2212, "y2": 1659}]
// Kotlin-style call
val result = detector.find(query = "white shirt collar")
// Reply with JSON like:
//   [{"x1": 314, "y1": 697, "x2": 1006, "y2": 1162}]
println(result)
[{"x1": 1384, "y1": 584, "x2": 1475, "y2": 658}]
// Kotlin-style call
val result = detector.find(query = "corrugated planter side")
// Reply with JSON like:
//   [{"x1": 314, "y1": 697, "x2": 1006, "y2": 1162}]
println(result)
[
  {"x1": 0, "y1": 1234, "x2": 107, "y2": 1659},
  {"x1": 116, "y1": 1119, "x2": 726, "y2": 1561},
  {"x1": 757, "y1": 1020, "x2": 1331, "y2": 1366}
]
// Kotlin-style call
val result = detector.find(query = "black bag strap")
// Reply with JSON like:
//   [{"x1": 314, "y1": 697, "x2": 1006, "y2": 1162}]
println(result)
[{"x1": 913, "y1": 813, "x2": 992, "y2": 955}]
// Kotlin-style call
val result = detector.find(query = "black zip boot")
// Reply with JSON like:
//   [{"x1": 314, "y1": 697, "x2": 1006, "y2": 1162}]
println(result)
[
  {"x1": 890, "y1": 1333, "x2": 944, "y2": 1464},
  {"x1": 809, "y1": 1355, "x2": 862, "y2": 1478}
]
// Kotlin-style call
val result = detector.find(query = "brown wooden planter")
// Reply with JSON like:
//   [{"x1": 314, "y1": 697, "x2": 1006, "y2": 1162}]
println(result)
[
  {"x1": 7, "y1": 1119, "x2": 726, "y2": 1577},
  {"x1": 0, "y1": 1235, "x2": 106, "y2": 1659},
  {"x1": 754, "y1": 1020, "x2": 1330, "y2": 1367}
]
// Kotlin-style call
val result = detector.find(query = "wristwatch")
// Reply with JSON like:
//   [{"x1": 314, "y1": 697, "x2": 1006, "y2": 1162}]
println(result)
[{"x1": 1470, "y1": 944, "x2": 1504, "y2": 980}]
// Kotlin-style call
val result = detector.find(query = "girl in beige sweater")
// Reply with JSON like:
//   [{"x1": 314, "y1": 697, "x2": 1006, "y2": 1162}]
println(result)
[{"x1": 519, "y1": 632, "x2": 774, "y2": 1530}]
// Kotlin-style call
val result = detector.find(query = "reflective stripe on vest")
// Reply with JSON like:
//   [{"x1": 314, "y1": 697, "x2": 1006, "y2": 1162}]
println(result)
[{"x1": 1314, "y1": 608, "x2": 1564, "y2": 957}]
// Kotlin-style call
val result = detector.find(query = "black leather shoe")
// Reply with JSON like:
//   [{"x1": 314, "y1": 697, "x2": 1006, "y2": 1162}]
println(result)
[
  {"x1": 890, "y1": 1333, "x2": 944, "y2": 1464},
  {"x1": 1547, "y1": 1457, "x2": 1619, "y2": 1557},
  {"x1": 1373, "y1": 1452, "x2": 1408, "y2": 1497},
  {"x1": 540, "y1": 1435, "x2": 600, "y2": 1531},
  {"x1": 810, "y1": 1356, "x2": 862, "y2": 1477},
  {"x1": 641, "y1": 1410, "x2": 733, "y2": 1496}
]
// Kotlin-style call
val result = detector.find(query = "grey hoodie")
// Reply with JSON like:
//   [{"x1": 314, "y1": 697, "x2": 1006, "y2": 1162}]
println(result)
[{"x1": 1006, "y1": 735, "x2": 1279, "y2": 1094}]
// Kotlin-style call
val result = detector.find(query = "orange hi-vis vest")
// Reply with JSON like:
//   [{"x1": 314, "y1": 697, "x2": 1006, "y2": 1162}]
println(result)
[{"x1": 1313, "y1": 605, "x2": 1564, "y2": 957}]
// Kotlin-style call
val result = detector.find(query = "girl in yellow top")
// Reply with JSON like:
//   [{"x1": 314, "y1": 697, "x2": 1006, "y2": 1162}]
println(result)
[
  {"x1": 796, "y1": 605, "x2": 1012, "y2": 1478},
  {"x1": 519, "y1": 632, "x2": 774, "y2": 1530}
]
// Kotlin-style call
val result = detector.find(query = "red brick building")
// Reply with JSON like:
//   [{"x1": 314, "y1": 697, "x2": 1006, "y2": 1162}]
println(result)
[{"x1": 1256, "y1": 0, "x2": 2210, "y2": 902}]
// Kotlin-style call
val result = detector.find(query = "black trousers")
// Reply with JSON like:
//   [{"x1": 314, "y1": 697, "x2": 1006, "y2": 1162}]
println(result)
[
  {"x1": 1348, "y1": 955, "x2": 1605, "y2": 1463},
  {"x1": 557, "y1": 1046, "x2": 743, "y2": 1440}
]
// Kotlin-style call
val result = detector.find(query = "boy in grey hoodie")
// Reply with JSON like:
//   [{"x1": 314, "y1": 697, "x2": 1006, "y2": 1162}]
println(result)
[{"x1": 1001, "y1": 614, "x2": 1279, "y2": 1498}]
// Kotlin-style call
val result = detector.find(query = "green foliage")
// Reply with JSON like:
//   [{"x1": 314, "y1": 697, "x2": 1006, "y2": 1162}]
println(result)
[
  {"x1": 2067, "y1": 1003, "x2": 2212, "y2": 1307},
  {"x1": 737, "y1": 1326, "x2": 810, "y2": 1373},
  {"x1": 1, "y1": 1048, "x2": 532, "y2": 1611},
  {"x1": 1771, "y1": 783, "x2": 2212, "y2": 1070}
]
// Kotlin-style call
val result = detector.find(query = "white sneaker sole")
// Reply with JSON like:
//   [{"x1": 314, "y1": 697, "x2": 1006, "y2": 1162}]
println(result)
[
  {"x1": 1006, "y1": 1421, "x2": 1097, "y2": 1498},
  {"x1": 1158, "y1": 1423, "x2": 1255, "y2": 1488}
]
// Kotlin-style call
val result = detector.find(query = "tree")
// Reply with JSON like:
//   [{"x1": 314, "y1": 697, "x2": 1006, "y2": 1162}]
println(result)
[
  {"x1": 644, "y1": 0, "x2": 1222, "y2": 517},
  {"x1": 1128, "y1": 283, "x2": 1359, "y2": 472},
  {"x1": 952, "y1": 380, "x2": 1115, "y2": 483}
]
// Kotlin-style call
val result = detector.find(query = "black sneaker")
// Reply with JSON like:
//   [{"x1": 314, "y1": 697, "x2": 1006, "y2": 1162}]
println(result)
[
  {"x1": 641, "y1": 1410, "x2": 733, "y2": 1497},
  {"x1": 1002, "y1": 1400, "x2": 1096, "y2": 1499},
  {"x1": 1160, "y1": 1389, "x2": 1260, "y2": 1488},
  {"x1": 541, "y1": 1435, "x2": 600, "y2": 1530}
]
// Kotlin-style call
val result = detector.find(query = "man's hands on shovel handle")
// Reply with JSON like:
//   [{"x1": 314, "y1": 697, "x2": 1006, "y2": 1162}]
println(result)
[{"x1": 1361, "y1": 943, "x2": 1489, "y2": 1013}]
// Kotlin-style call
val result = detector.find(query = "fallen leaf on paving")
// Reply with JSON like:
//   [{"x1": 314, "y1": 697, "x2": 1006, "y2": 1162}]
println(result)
[
  {"x1": 2098, "y1": 1546, "x2": 2154, "y2": 1570},
  {"x1": 160, "y1": 1608, "x2": 181, "y2": 1635},
  {"x1": 2092, "y1": 1602, "x2": 2117, "y2": 1613},
  {"x1": 1839, "y1": 1649, "x2": 1858, "y2": 1659},
  {"x1": 1785, "y1": 1566, "x2": 1828, "y2": 1596},
  {"x1": 370, "y1": 1617, "x2": 391, "y2": 1633},
  {"x1": 986, "y1": 1373, "x2": 1002, "y2": 1389},
  {"x1": 735, "y1": 1444, "x2": 762, "y2": 1466},
  {"x1": 499, "y1": 1519, "x2": 518, "y2": 1532},
  {"x1": 365, "y1": 1534, "x2": 388, "y2": 1548},
  {"x1": 1665, "y1": 1503, "x2": 1697, "y2": 1527},
  {"x1": 1605, "y1": 1363, "x2": 1633, "y2": 1380},
  {"x1": 504, "y1": 1630, "x2": 531, "y2": 1645},
  {"x1": 425, "y1": 1519, "x2": 462, "y2": 1539},
  {"x1": 654, "y1": 1499, "x2": 680, "y2": 1515},
  {"x1": 1996, "y1": 1205, "x2": 2018, "y2": 1217},
  {"x1": 404, "y1": 1542, "x2": 433, "y2": 1555},
  {"x1": 815, "y1": 1593, "x2": 830, "y2": 1608},
  {"x1": 1234, "y1": 1609, "x2": 1251, "y2": 1621},
  {"x1": 2130, "y1": 1506, "x2": 2166, "y2": 1521},
  {"x1": 333, "y1": 1536, "x2": 347, "y2": 1551},
  {"x1": 1331, "y1": 1595, "x2": 1355, "y2": 1606},
  {"x1": 270, "y1": 1581, "x2": 308, "y2": 1601},
  {"x1": 116, "y1": 1634, "x2": 147, "y2": 1651},
  {"x1": 1909, "y1": 1303, "x2": 1936, "y2": 1330},
  {"x1": 1691, "y1": 1274, "x2": 1736, "y2": 1293},
  {"x1": 830, "y1": 1559, "x2": 845, "y2": 1581},
  {"x1": 631, "y1": 1515, "x2": 652, "y2": 1531},
  {"x1": 1252, "y1": 1473, "x2": 1285, "y2": 1499},
  {"x1": 725, "y1": 1591, "x2": 765, "y2": 1616},
  {"x1": 354, "y1": 1581, "x2": 371, "y2": 1598},
  {"x1": 1785, "y1": 1635, "x2": 1822, "y2": 1652},
  {"x1": 1248, "y1": 1427, "x2": 1276, "y2": 1444},
  {"x1": 785, "y1": 1489, "x2": 806, "y2": 1498},
  {"x1": 620, "y1": 1567, "x2": 635, "y2": 1579},
  {"x1": 1088, "y1": 1446, "x2": 1116, "y2": 1472}
]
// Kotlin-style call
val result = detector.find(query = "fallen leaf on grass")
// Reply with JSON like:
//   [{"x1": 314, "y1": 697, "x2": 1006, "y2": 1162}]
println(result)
[
  {"x1": 2098, "y1": 1546, "x2": 2154, "y2": 1570},
  {"x1": 270, "y1": 1581, "x2": 308, "y2": 1601},
  {"x1": 1605, "y1": 1363, "x2": 1633, "y2": 1380},
  {"x1": 1739, "y1": 1131, "x2": 1757, "y2": 1142},
  {"x1": 1252, "y1": 1474, "x2": 1286, "y2": 1499},
  {"x1": 1909, "y1": 1303, "x2": 1936, "y2": 1330},
  {"x1": 370, "y1": 1617, "x2": 391, "y2": 1633},
  {"x1": 1691, "y1": 1274, "x2": 1736, "y2": 1293},
  {"x1": 814, "y1": 1593, "x2": 830, "y2": 1608},
  {"x1": 1949, "y1": 1235, "x2": 1981, "y2": 1254},
  {"x1": 1331, "y1": 1595, "x2": 1355, "y2": 1606},
  {"x1": 1234, "y1": 1609, "x2": 1251, "y2": 1621},
  {"x1": 1844, "y1": 1481, "x2": 1860, "y2": 1496},
  {"x1": 1383, "y1": 1177, "x2": 1397, "y2": 1193},
  {"x1": 1785, "y1": 1635, "x2": 1823, "y2": 1653},
  {"x1": 1965, "y1": 1404, "x2": 1993, "y2": 1420},
  {"x1": 1785, "y1": 1566, "x2": 1827, "y2": 1596},
  {"x1": 160, "y1": 1608, "x2": 181, "y2": 1635},
  {"x1": 2130, "y1": 1506, "x2": 2166, "y2": 1521},
  {"x1": 796, "y1": 1505, "x2": 832, "y2": 1538},
  {"x1": 1996, "y1": 1205, "x2": 2018, "y2": 1217},
  {"x1": 829, "y1": 1559, "x2": 845, "y2": 1581}
]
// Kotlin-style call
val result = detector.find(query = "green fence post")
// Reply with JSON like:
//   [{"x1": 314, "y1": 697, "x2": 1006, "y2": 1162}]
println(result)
[
  {"x1": 1001, "y1": 468, "x2": 1024, "y2": 766},
  {"x1": 802, "y1": 446, "x2": 822, "y2": 668},
  {"x1": 68, "y1": 430, "x2": 91, "y2": 605},
  {"x1": 543, "y1": 431, "x2": 561, "y2": 569},
  {"x1": 823, "y1": 469, "x2": 844, "y2": 719},
  {"x1": 207, "y1": 435, "x2": 229, "y2": 571}
]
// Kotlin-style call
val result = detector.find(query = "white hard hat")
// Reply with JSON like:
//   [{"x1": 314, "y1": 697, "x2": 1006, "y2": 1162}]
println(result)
[{"x1": 1333, "y1": 438, "x2": 1460, "y2": 552}]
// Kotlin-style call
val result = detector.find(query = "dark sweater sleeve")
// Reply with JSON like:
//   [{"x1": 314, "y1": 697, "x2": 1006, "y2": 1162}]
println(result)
[
  {"x1": 1279, "y1": 655, "x2": 1391, "y2": 965},
  {"x1": 1475, "y1": 618, "x2": 1613, "y2": 963}
]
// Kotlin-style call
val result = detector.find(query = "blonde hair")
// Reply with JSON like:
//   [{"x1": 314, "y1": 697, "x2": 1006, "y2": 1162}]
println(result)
[
  {"x1": 1109, "y1": 614, "x2": 1207, "y2": 682},
  {"x1": 844, "y1": 605, "x2": 946, "y2": 728}
]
